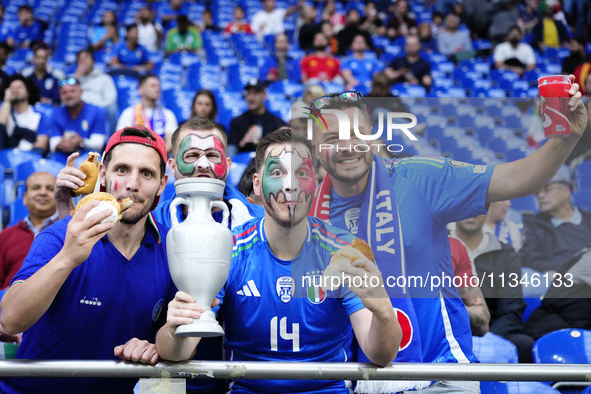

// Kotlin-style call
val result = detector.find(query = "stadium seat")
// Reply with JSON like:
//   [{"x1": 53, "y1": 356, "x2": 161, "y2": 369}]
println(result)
[
  {"x1": 533, "y1": 329, "x2": 591, "y2": 364},
  {"x1": 12, "y1": 159, "x2": 65, "y2": 201},
  {"x1": 573, "y1": 160, "x2": 591, "y2": 190},
  {"x1": 573, "y1": 188, "x2": 591, "y2": 211},
  {"x1": 391, "y1": 83, "x2": 426, "y2": 98},
  {"x1": 480, "y1": 381, "x2": 560, "y2": 394},
  {"x1": 521, "y1": 266, "x2": 550, "y2": 298},
  {"x1": 8, "y1": 197, "x2": 28, "y2": 227},
  {"x1": 584, "y1": 385, "x2": 591, "y2": 394},
  {"x1": 487, "y1": 137, "x2": 527, "y2": 157},
  {"x1": 0, "y1": 149, "x2": 42, "y2": 171},
  {"x1": 473, "y1": 333, "x2": 519, "y2": 364},
  {"x1": 506, "y1": 146, "x2": 536, "y2": 162},
  {"x1": 424, "y1": 126, "x2": 466, "y2": 146},
  {"x1": 227, "y1": 152, "x2": 255, "y2": 189},
  {"x1": 510, "y1": 195, "x2": 539, "y2": 214},
  {"x1": 457, "y1": 113, "x2": 477, "y2": 128},
  {"x1": 475, "y1": 127, "x2": 514, "y2": 146}
]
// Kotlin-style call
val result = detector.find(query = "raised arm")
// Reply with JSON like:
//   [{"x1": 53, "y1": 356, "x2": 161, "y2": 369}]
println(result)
[
  {"x1": 345, "y1": 259, "x2": 401, "y2": 367},
  {"x1": 0, "y1": 202, "x2": 114, "y2": 335},
  {"x1": 487, "y1": 76, "x2": 587, "y2": 204}
]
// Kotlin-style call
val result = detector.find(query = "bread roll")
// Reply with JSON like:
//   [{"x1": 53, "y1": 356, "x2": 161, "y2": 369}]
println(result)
[
  {"x1": 73, "y1": 152, "x2": 100, "y2": 195},
  {"x1": 322, "y1": 238, "x2": 375, "y2": 291},
  {"x1": 70, "y1": 192, "x2": 133, "y2": 223}
]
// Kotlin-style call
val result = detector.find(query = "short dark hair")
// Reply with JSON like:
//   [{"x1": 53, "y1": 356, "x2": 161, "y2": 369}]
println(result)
[
  {"x1": 139, "y1": 73, "x2": 159, "y2": 87},
  {"x1": 0, "y1": 42, "x2": 11, "y2": 54},
  {"x1": 507, "y1": 25, "x2": 522, "y2": 36},
  {"x1": 77, "y1": 49, "x2": 94, "y2": 62},
  {"x1": 573, "y1": 36, "x2": 587, "y2": 46},
  {"x1": 255, "y1": 127, "x2": 317, "y2": 174},
  {"x1": 104, "y1": 127, "x2": 166, "y2": 180},
  {"x1": 432, "y1": 11, "x2": 444, "y2": 20},
  {"x1": 32, "y1": 42, "x2": 49, "y2": 55},
  {"x1": 238, "y1": 158, "x2": 257, "y2": 198},
  {"x1": 171, "y1": 117, "x2": 227, "y2": 155},
  {"x1": 126, "y1": 24, "x2": 138, "y2": 33},
  {"x1": 191, "y1": 89, "x2": 218, "y2": 120},
  {"x1": 18, "y1": 5, "x2": 32, "y2": 13},
  {"x1": 177, "y1": 14, "x2": 189, "y2": 25}
]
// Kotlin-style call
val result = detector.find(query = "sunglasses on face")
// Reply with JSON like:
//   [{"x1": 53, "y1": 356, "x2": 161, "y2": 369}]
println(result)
[
  {"x1": 58, "y1": 77, "x2": 78, "y2": 87},
  {"x1": 309, "y1": 90, "x2": 363, "y2": 110}
]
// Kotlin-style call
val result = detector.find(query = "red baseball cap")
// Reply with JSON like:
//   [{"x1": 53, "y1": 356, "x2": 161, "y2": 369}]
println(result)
[{"x1": 102, "y1": 126, "x2": 168, "y2": 210}]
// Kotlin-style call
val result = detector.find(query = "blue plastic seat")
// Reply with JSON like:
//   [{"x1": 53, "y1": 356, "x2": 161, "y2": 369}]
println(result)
[
  {"x1": 473, "y1": 332, "x2": 519, "y2": 363},
  {"x1": 0, "y1": 149, "x2": 42, "y2": 172},
  {"x1": 487, "y1": 137, "x2": 527, "y2": 157},
  {"x1": 391, "y1": 83, "x2": 426, "y2": 98},
  {"x1": 522, "y1": 297, "x2": 542, "y2": 322},
  {"x1": 439, "y1": 135, "x2": 479, "y2": 155},
  {"x1": 574, "y1": 160, "x2": 591, "y2": 190},
  {"x1": 505, "y1": 145, "x2": 534, "y2": 162},
  {"x1": 533, "y1": 329, "x2": 591, "y2": 364},
  {"x1": 510, "y1": 195, "x2": 539, "y2": 214},
  {"x1": 476, "y1": 127, "x2": 514, "y2": 146},
  {"x1": 12, "y1": 159, "x2": 65, "y2": 201},
  {"x1": 573, "y1": 188, "x2": 591, "y2": 211},
  {"x1": 425, "y1": 126, "x2": 466, "y2": 146},
  {"x1": 480, "y1": 381, "x2": 560, "y2": 394}
]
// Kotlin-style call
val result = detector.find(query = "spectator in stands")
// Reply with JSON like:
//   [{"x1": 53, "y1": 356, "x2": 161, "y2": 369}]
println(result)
[
  {"x1": 299, "y1": 5, "x2": 319, "y2": 53},
  {"x1": 449, "y1": 236, "x2": 490, "y2": 337},
  {"x1": 489, "y1": 0, "x2": 521, "y2": 46},
  {"x1": 190, "y1": 89, "x2": 226, "y2": 133},
  {"x1": 136, "y1": 6, "x2": 163, "y2": 53},
  {"x1": 46, "y1": 78, "x2": 106, "y2": 154},
  {"x1": 0, "y1": 127, "x2": 174, "y2": 394},
  {"x1": 367, "y1": 71, "x2": 395, "y2": 98},
  {"x1": 260, "y1": 33, "x2": 302, "y2": 83},
  {"x1": 386, "y1": 35, "x2": 432, "y2": 90},
  {"x1": 437, "y1": 14, "x2": 473, "y2": 56},
  {"x1": 532, "y1": 0, "x2": 569, "y2": 51},
  {"x1": 342, "y1": 34, "x2": 381, "y2": 91},
  {"x1": 237, "y1": 159, "x2": 261, "y2": 206},
  {"x1": 521, "y1": 172, "x2": 591, "y2": 273},
  {"x1": 165, "y1": 15, "x2": 203, "y2": 57},
  {"x1": 251, "y1": 0, "x2": 302, "y2": 42},
  {"x1": 228, "y1": 78, "x2": 284, "y2": 156},
  {"x1": 418, "y1": 22, "x2": 437, "y2": 53},
  {"x1": 518, "y1": 0, "x2": 540, "y2": 34},
  {"x1": 0, "y1": 43, "x2": 12, "y2": 84},
  {"x1": 301, "y1": 33, "x2": 343, "y2": 84},
  {"x1": 73, "y1": 49, "x2": 118, "y2": 137},
  {"x1": 455, "y1": 215, "x2": 534, "y2": 362},
  {"x1": 485, "y1": 200, "x2": 522, "y2": 251},
  {"x1": 22, "y1": 44, "x2": 62, "y2": 105},
  {"x1": 0, "y1": 172, "x2": 57, "y2": 290},
  {"x1": 0, "y1": 5, "x2": 8, "y2": 43},
  {"x1": 0, "y1": 74, "x2": 47, "y2": 152},
  {"x1": 319, "y1": 21, "x2": 339, "y2": 55},
  {"x1": 386, "y1": 0, "x2": 417, "y2": 40},
  {"x1": 109, "y1": 25, "x2": 154, "y2": 74},
  {"x1": 302, "y1": 84, "x2": 326, "y2": 105},
  {"x1": 117, "y1": 74, "x2": 178, "y2": 153},
  {"x1": 224, "y1": 6, "x2": 252, "y2": 34},
  {"x1": 90, "y1": 10, "x2": 119, "y2": 52},
  {"x1": 562, "y1": 37, "x2": 591, "y2": 75},
  {"x1": 7, "y1": 5, "x2": 42, "y2": 49},
  {"x1": 431, "y1": 11, "x2": 444, "y2": 36},
  {"x1": 199, "y1": 9, "x2": 222, "y2": 32},
  {"x1": 359, "y1": 2, "x2": 386, "y2": 36},
  {"x1": 336, "y1": 9, "x2": 375, "y2": 56},
  {"x1": 493, "y1": 26, "x2": 536, "y2": 77},
  {"x1": 321, "y1": 0, "x2": 347, "y2": 34},
  {"x1": 160, "y1": 0, "x2": 190, "y2": 31}
]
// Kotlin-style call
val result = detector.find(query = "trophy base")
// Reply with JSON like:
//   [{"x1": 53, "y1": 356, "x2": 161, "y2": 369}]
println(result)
[{"x1": 174, "y1": 310, "x2": 224, "y2": 338}]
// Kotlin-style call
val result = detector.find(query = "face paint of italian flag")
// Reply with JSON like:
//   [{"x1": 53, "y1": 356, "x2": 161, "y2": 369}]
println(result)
[
  {"x1": 176, "y1": 134, "x2": 227, "y2": 179},
  {"x1": 262, "y1": 146, "x2": 316, "y2": 208}
]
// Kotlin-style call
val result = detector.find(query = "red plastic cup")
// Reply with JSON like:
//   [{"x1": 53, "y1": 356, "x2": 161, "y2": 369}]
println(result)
[{"x1": 538, "y1": 75, "x2": 572, "y2": 139}]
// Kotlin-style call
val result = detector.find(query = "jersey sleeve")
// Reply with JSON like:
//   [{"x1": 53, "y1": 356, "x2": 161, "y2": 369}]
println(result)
[
  {"x1": 11, "y1": 222, "x2": 66, "y2": 285},
  {"x1": 395, "y1": 157, "x2": 495, "y2": 225}
]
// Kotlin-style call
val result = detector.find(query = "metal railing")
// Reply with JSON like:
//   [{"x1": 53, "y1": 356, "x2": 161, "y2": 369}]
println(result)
[{"x1": 0, "y1": 360, "x2": 589, "y2": 382}]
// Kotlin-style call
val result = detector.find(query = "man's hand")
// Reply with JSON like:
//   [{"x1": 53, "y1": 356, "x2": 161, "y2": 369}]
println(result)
[
  {"x1": 114, "y1": 338, "x2": 159, "y2": 364},
  {"x1": 61, "y1": 201, "x2": 115, "y2": 268},
  {"x1": 55, "y1": 152, "x2": 86, "y2": 201},
  {"x1": 536, "y1": 75, "x2": 587, "y2": 138},
  {"x1": 166, "y1": 291, "x2": 220, "y2": 336},
  {"x1": 68, "y1": 133, "x2": 84, "y2": 148},
  {"x1": 340, "y1": 258, "x2": 392, "y2": 316},
  {"x1": 3, "y1": 89, "x2": 13, "y2": 102}
]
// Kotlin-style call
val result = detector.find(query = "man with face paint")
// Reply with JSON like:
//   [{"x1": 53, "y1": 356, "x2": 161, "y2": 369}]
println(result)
[
  {"x1": 1, "y1": 126, "x2": 176, "y2": 394},
  {"x1": 309, "y1": 86, "x2": 587, "y2": 393},
  {"x1": 156, "y1": 127, "x2": 402, "y2": 394}
]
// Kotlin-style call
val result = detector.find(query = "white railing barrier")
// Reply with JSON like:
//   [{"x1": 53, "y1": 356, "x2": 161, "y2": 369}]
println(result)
[{"x1": 0, "y1": 360, "x2": 589, "y2": 382}]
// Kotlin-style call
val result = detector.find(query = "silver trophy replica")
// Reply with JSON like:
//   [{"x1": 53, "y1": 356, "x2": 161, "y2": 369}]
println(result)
[{"x1": 167, "y1": 178, "x2": 233, "y2": 337}]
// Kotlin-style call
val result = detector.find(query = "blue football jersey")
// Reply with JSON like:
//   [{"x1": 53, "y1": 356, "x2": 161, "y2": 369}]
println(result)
[{"x1": 216, "y1": 216, "x2": 366, "y2": 393}]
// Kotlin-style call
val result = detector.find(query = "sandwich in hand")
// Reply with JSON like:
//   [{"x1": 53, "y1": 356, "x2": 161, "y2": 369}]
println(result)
[
  {"x1": 322, "y1": 238, "x2": 375, "y2": 291},
  {"x1": 73, "y1": 152, "x2": 100, "y2": 195},
  {"x1": 70, "y1": 192, "x2": 133, "y2": 223}
]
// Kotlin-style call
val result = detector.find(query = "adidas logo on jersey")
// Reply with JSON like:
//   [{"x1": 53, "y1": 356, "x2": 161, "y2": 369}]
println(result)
[{"x1": 237, "y1": 280, "x2": 261, "y2": 297}]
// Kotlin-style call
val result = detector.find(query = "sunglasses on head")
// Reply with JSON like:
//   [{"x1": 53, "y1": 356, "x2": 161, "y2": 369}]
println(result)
[
  {"x1": 309, "y1": 90, "x2": 363, "y2": 110},
  {"x1": 58, "y1": 77, "x2": 78, "y2": 87}
]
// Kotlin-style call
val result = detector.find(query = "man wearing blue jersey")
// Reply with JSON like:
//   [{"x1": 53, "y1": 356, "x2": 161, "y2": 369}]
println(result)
[
  {"x1": 0, "y1": 126, "x2": 175, "y2": 394},
  {"x1": 341, "y1": 34, "x2": 381, "y2": 91},
  {"x1": 308, "y1": 83, "x2": 586, "y2": 393},
  {"x1": 157, "y1": 128, "x2": 402, "y2": 394}
]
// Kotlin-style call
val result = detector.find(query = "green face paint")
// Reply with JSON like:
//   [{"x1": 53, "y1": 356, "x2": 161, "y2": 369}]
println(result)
[
  {"x1": 176, "y1": 135, "x2": 195, "y2": 175},
  {"x1": 176, "y1": 134, "x2": 227, "y2": 178},
  {"x1": 262, "y1": 152, "x2": 283, "y2": 205}
]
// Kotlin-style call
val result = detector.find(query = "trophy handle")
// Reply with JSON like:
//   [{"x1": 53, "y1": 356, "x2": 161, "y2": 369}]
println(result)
[
  {"x1": 170, "y1": 197, "x2": 189, "y2": 227},
  {"x1": 211, "y1": 201, "x2": 229, "y2": 228}
]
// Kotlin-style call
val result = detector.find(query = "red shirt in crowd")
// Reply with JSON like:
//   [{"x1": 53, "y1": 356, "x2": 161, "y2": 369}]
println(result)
[
  {"x1": 224, "y1": 22, "x2": 252, "y2": 34},
  {"x1": 449, "y1": 236, "x2": 477, "y2": 289},
  {"x1": 301, "y1": 54, "x2": 341, "y2": 81},
  {"x1": 0, "y1": 221, "x2": 35, "y2": 289}
]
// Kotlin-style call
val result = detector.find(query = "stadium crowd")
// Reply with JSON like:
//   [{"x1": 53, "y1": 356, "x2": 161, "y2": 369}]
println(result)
[{"x1": 0, "y1": 0, "x2": 590, "y2": 393}]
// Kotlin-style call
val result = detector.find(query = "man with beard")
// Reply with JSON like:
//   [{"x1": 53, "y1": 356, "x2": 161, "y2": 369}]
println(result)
[
  {"x1": 493, "y1": 26, "x2": 536, "y2": 77},
  {"x1": 156, "y1": 127, "x2": 401, "y2": 394},
  {"x1": 301, "y1": 33, "x2": 343, "y2": 84},
  {"x1": 0, "y1": 126, "x2": 175, "y2": 394},
  {"x1": 309, "y1": 85, "x2": 586, "y2": 393}
]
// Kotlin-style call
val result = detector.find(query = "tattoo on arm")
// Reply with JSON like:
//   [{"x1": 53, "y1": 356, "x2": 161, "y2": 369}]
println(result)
[{"x1": 459, "y1": 286, "x2": 490, "y2": 336}]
